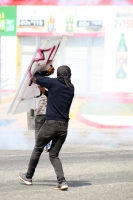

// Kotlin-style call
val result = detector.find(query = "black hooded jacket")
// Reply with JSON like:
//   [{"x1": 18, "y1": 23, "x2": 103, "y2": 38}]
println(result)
[{"x1": 34, "y1": 72, "x2": 74, "y2": 122}]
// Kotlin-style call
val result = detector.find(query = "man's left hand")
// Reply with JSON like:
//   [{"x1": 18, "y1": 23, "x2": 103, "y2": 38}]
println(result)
[{"x1": 38, "y1": 86, "x2": 45, "y2": 94}]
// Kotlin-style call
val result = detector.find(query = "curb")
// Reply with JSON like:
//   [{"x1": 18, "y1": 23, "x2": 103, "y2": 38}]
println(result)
[{"x1": 77, "y1": 114, "x2": 133, "y2": 129}]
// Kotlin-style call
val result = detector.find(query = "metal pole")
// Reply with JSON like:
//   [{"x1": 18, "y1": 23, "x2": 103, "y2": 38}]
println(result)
[{"x1": 0, "y1": 35, "x2": 1, "y2": 103}]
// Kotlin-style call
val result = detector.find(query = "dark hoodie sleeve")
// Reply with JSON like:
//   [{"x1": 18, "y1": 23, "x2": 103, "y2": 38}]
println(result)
[
  {"x1": 34, "y1": 73, "x2": 52, "y2": 89},
  {"x1": 44, "y1": 90, "x2": 48, "y2": 97},
  {"x1": 36, "y1": 71, "x2": 50, "y2": 77},
  {"x1": 40, "y1": 71, "x2": 48, "y2": 76}
]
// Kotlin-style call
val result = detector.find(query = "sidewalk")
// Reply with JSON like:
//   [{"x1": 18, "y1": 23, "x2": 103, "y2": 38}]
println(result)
[
  {"x1": 1, "y1": 94, "x2": 133, "y2": 129},
  {"x1": 1, "y1": 100, "x2": 133, "y2": 151},
  {"x1": 77, "y1": 113, "x2": 133, "y2": 128}
]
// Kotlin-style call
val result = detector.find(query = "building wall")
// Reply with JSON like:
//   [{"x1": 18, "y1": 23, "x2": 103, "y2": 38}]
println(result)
[
  {"x1": 0, "y1": 6, "x2": 17, "y2": 93},
  {"x1": 1, "y1": 4, "x2": 133, "y2": 99}
]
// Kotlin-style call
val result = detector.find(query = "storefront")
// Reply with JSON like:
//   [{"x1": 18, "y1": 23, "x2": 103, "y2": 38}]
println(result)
[
  {"x1": 1, "y1": 0, "x2": 133, "y2": 99},
  {"x1": 17, "y1": 6, "x2": 105, "y2": 96},
  {"x1": 15, "y1": 4, "x2": 133, "y2": 127},
  {"x1": 1, "y1": 0, "x2": 133, "y2": 127},
  {"x1": 0, "y1": 6, "x2": 17, "y2": 93}
]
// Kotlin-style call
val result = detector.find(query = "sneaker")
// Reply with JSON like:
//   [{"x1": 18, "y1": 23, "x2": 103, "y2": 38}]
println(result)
[
  {"x1": 54, "y1": 182, "x2": 68, "y2": 190},
  {"x1": 19, "y1": 172, "x2": 32, "y2": 185}
]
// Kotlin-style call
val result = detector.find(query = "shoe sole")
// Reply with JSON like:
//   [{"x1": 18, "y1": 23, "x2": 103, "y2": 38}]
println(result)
[
  {"x1": 54, "y1": 187, "x2": 61, "y2": 190},
  {"x1": 54, "y1": 186, "x2": 68, "y2": 190},
  {"x1": 61, "y1": 185, "x2": 68, "y2": 190},
  {"x1": 19, "y1": 175, "x2": 32, "y2": 185}
]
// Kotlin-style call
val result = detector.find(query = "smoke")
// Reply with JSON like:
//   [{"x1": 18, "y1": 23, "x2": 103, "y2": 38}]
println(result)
[
  {"x1": 1, "y1": 99, "x2": 133, "y2": 150},
  {"x1": 0, "y1": 118, "x2": 34, "y2": 150},
  {"x1": 0, "y1": 119, "x2": 16, "y2": 126},
  {"x1": 68, "y1": 91, "x2": 133, "y2": 148},
  {"x1": 1, "y1": 117, "x2": 133, "y2": 150},
  {"x1": 66, "y1": 128, "x2": 133, "y2": 148}
]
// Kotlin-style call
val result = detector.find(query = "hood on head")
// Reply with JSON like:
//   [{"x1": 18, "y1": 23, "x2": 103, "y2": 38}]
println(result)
[
  {"x1": 57, "y1": 65, "x2": 72, "y2": 87},
  {"x1": 57, "y1": 65, "x2": 71, "y2": 77}
]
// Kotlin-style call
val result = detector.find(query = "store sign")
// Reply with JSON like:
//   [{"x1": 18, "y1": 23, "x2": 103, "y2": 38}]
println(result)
[
  {"x1": 77, "y1": 20, "x2": 102, "y2": 28},
  {"x1": 0, "y1": 6, "x2": 16, "y2": 36},
  {"x1": 20, "y1": 20, "x2": 44, "y2": 27},
  {"x1": 103, "y1": 6, "x2": 133, "y2": 95},
  {"x1": 17, "y1": 6, "x2": 105, "y2": 36}
]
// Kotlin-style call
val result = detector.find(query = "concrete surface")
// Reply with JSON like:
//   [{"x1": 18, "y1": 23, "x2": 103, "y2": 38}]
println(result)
[
  {"x1": 0, "y1": 146, "x2": 133, "y2": 200},
  {"x1": 0, "y1": 101, "x2": 133, "y2": 200}
]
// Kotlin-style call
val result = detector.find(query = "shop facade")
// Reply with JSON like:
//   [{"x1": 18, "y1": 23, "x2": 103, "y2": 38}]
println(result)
[
  {"x1": 17, "y1": 5, "x2": 105, "y2": 96},
  {"x1": 0, "y1": 6, "x2": 17, "y2": 93},
  {"x1": 1, "y1": 0, "x2": 133, "y2": 100}
]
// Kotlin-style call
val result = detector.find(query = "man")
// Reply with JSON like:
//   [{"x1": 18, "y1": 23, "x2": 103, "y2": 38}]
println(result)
[
  {"x1": 19, "y1": 65, "x2": 74, "y2": 190},
  {"x1": 35, "y1": 86, "x2": 50, "y2": 152}
]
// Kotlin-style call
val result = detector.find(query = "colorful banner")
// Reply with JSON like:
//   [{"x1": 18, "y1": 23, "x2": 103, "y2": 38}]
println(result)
[
  {"x1": 103, "y1": 6, "x2": 133, "y2": 95},
  {"x1": 0, "y1": 0, "x2": 133, "y2": 6},
  {"x1": 17, "y1": 6, "x2": 105, "y2": 36},
  {"x1": 0, "y1": 6, "x2": 17, "y2": 36}
]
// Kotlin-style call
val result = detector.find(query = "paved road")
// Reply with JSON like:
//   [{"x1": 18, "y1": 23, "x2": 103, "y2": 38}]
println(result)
[
  {"x1": 0, "y1": 102, "x2": 133, "y2": 200},
  {"x1": 0, "y1": 144, "x2": 133, "y2": 200}
]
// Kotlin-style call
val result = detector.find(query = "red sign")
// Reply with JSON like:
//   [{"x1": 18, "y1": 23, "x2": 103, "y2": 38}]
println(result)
[
  {"x1": 0, "y1": 0, "x2": 133, "y2": 5},
  {"x1": 17, "y1": 32, "x2": 104, "y2": 37}
]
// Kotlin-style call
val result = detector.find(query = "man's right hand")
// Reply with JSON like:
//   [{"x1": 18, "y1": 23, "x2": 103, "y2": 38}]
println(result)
[
  {"x1": 47, "y1": 67, "x2": 55, "y2": 75},
  {"x1": 30, "y1": 76, "x2": 36, "y2": 84}
]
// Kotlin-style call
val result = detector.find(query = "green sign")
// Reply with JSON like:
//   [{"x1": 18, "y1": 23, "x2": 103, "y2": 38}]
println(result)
[{"x1": 0, "y1": 6, "x2": 16, "y2": 36}]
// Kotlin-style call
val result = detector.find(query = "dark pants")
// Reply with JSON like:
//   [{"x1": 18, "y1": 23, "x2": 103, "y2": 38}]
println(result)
[
  {"x1": 35, "y1": 115, "x2": 46, "y2": 141},
  {"x1": 35, "y1": 115, "x2": 50, "y2": 149},
  {"x1": 26, "y1": 120, "x2": 68, "y2": 184}
]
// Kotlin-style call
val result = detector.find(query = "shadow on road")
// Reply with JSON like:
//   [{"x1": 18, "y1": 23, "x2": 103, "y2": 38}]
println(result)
[{"x1": 28, "y1": 179, "x2": 91, "y2": 187}]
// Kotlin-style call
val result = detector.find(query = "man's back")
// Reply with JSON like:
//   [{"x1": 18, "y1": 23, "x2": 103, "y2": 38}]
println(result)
[
  {"x1": 35, "y1": 75, "x2": 74, "y2": 122},
  {"x1": 46, "y1": 78, "x2": 74, "y2": 122}
]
